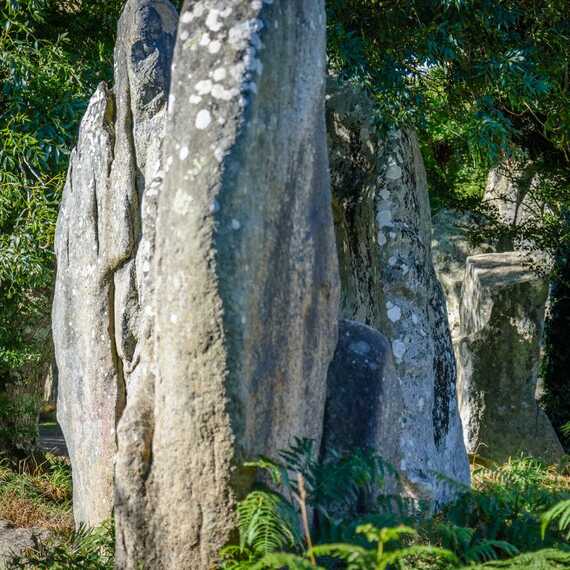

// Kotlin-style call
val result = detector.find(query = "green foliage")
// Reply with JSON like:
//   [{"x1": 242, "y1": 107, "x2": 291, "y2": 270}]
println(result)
[
  {"x1": 541, "y1": 500, "x2": 570, "y2": 541},
  {"x1": 7, "y1": 520, "x2": 115, "y2": 569},
  {"x1": 222, "y1": 444, "x2": 570, "y2": 570},
  {"x1": 0, "y1": 0, "x2": 121, "y2": 375},
  {"x1": 236, "y1": 490, "x2": 303, "y2": 556},
  {"x1": 0, "y1": 451, "x2": 72, "y2": 531},
  {"x1": 469, "y1": 549, "x2": 570, "y2": 569},
  {"x1": 440, "y1": 457, "x2": 570, "y2": 552}
]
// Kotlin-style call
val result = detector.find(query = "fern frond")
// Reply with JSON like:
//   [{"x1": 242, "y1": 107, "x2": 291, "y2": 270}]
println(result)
[
  {"x1": 541, "y1": 499, "x2": 570, "y2": 539},
  {"x1": 237, "y1": 489, "x2": 302, "y2": 555},
  {"x1": 465, "y1": 540, "x2": 519, "y2": 563}
]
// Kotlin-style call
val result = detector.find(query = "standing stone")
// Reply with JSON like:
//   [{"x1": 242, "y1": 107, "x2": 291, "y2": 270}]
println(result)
[
  {"x1": 327, "y1": 82, "x2": 469, "y2": 504},
  {"x1": 52, "y1": 0, "x2": 177, "y2": 526},
  {"x1": 457, "y1": 253, "x2": 563, "y2": 463},
  {"x1": 323, "y1": 319, "x2": 401, "y2": 467},
  {"x1": 115, "y1": 2, "x2": 339, "y2": 568}
]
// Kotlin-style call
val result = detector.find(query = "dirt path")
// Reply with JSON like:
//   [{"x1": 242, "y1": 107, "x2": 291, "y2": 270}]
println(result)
[{"x1": 38, "y1": 422, "x2": 68, "y2": 457}]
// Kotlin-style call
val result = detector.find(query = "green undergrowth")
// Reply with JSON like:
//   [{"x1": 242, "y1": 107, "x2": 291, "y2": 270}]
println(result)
[
  {"x1": 4, "y1": 445, "x2": 569, "y2": 568},
  {"x1": 7, "y1": 521, "x2": 115, "y2": 570},
  {"x1": 0, "y1": 452, "x2": 73, "y2": 531},
  {"x1": 221, "y1": 441, "x2": 570, "y2": 570}
]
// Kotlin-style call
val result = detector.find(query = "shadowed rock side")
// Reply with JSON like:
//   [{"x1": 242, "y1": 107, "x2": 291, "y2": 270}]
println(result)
[
  {"x1": 323, "y1": 320, "x2": 402, "y2": 471},
  {"x1": 115, "y1": 2, "x2": 339, "y2": 568},
  {"x1": 52, "y1": 0, "x2": 177, "y2": 526},
  {"x1": 458, "y1": 253, "x2": 563, "y2": 463},
  {"x1": 327, "y1": 82, "x2": 469, "y2": 504}
]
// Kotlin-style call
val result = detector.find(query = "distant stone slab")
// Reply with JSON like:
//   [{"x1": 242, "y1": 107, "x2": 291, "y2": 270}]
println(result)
[
  {"x1": 327, "y1": 82, "x2": 470, "y2": 504},
  {"x1": 432, "y1": 209, "x2": 494, "y2": 342},
  {"x1": 458, "y1": 252, "x2": 563, "y2": 463},
  {"x1": 114, "y1": 1, "x2": 339, "y2": 568}
]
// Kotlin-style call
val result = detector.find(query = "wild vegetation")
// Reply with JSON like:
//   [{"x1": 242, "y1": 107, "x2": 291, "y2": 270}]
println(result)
[
  {"x1": 6, "y1": 442, "x2": 570, "y2": 569},
  {"x1": 0, "y1": 0, "x2": 569, "y2": 567}
]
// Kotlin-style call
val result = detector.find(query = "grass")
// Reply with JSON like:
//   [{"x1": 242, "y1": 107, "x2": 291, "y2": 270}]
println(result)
[
  {"x1": 0, "y1": 452, "x2": 73, "y2": 532},
  {"x1": 1, "y1": 446, "x2": 569, "y2": 568}
]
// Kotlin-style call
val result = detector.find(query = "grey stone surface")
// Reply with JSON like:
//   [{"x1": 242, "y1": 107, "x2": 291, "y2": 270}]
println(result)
[
  {"x1": 52, "y1": 0, "x2": 177, "y2": 526},
  {"x1": 484, "y1": 164, "x2": 543, "y2": 234},
  {"x1": 327, "y1": 82, "x2": 470, "y2": 504},
  {"x1": 0, "y1": 521, "x2": 48, "y2": 569},
  {"x1": 457, "y1": 252, "x2": 563, "y2": 463},
  {"x1": 115, "y1": 2, "x2": 339, "y2": 568},
  {"x1": 432, "y1": 209, "x2": 494, "y2": 341}
]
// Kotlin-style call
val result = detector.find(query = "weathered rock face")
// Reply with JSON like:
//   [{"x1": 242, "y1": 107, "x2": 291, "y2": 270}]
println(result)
[
  {"x1": 327, "y1": 83, "x2": 469, "y2": 504},
  {"x1": 484, "y1": 164, "x2": 543, "y2": 237},
  {"x1": 457, "y1": 253, "x2": 563, "y2": 463},
  {"x1": 0, "y1": 520, "x2": 49, "y2": 568},
  {"x1": 115, "y1": 2, "x2": 339, "y2": 568},
  {"x1": 323, "y1": 319, "x2": 401, "y2": 463},
  {"x1": 52, "y1": 0, "x2": 177, "y2": 526},
  {"x1": 432, "y1": 210, "x2": 494, "y2": 341}
]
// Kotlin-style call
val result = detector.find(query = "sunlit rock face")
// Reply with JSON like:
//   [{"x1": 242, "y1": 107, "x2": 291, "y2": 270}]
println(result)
[
  {"x1": 326, "y1": 82, "x2": 470, "y2": 505},
  {"x1": 114, "y1": 2, "x2": 339, "y2": 568},
  {"x1": 457, "y1": 252, "x2": 563, "y2": 463},
  {"x1": 431, "y1": 210, "x2": 494, "y2": 344},
  {"x1": 52, "y1": 0, "x2": 177, "y2": 526}
]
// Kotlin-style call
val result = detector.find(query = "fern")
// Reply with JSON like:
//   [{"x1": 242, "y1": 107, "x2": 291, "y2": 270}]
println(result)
[
  {"x1": 237, "y1": 490, "x2": 302, "y2": 555},
  {"x1": 435, "y1": 523, "x2": 519, "y2": 563},
  {"x1": 541, "y1": 500, "x2": 570, "y2": 540},
  {"x1": 310, "y1": 524, "x2": 458, "y2": 570}
]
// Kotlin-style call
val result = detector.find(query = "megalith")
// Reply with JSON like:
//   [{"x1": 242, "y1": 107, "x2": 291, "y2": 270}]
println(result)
[
  {"x1": 457, "y1": 253, "x2": 563, "y2": 463},
  {"x1": 323, "y1": 319, "x2": 401, "y2": 464},
  {"x1": 52, "y1": 0, "x2": 177, "y2": 525},
  {"x1": 327, "y1": 82, "x2": 470, "y2": 504},
  {"x1": 114, "y1": 2, "x2": 339, "y2": 568}
]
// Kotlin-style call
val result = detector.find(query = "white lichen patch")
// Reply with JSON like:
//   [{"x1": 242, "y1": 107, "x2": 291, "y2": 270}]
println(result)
[
  {"x1": 206, "y1": 9, "x2": 223, "y2": 32},
  {"x1": 214, "y1": 147, "x2": 225, "y2": 162},
  {"x1": 231, "y1": 219, "x2": 241, "y2": 230},
  {"x1": 209, "y1": 40, "x2": 222, "y2": 54},
  {"x1": 179, "y1": 145, "x2": 189, "y2": 161},
  {"x1": 388, "y1": 305, "x2": 402, "y2": 322},
  {"x1": 386, "y1": 158, "x2": 403, "y2": 181},
  {"x1": 388, "y1": 256, "x2": 398, "y2": 266},
  {"x1": 213, "y1": 67, "x2": 227, "y2": 81},
  {"x1": 173, "y1": 189, "x2": 193, "y2": 214},
  {"x1": 189, "y1": 95, "x2": 202, "y2": 105},
  {"x1": 377, "y1": 231, "x2": 387, "y2": 246},
  {"x1": 377, "y1": 209, "x2": 393, "y2": 227},
  {"x1": 211, "y1": 84, "x2": 238, "y2": 101},
  {"x1": 195, "y1": 109, "x2": 212, "y2": 130},
  {"x1": 392, "y1": 339, "x2": 407, "y2": 360},
  {"x1": 195, "y1": 80, "x2": 213, "y2": 95},
  {"x1": 199, "y1": 33, "x2": 210, "y2": 46}
]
